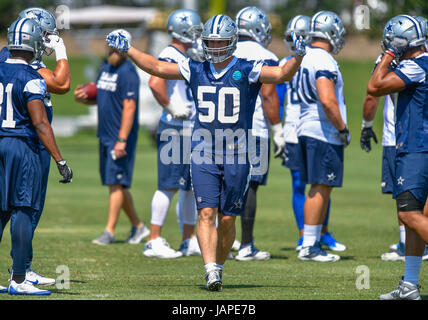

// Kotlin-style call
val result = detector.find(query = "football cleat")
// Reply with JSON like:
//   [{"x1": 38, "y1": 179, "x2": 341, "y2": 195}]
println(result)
[
  {"x1": 380, "y1": 279, "x2": 421, "y2": 300},
  {"x1": 320, "y1": 232, "x2": 346, "y2": 252},
  {"x1": 125, "y1": 224, "x2": 150, "y2": 244},
  {"x1": 179, "y1": 236, "x2": 201, "y2": 256},
  {"x1": 26, "y1": 268, "x2": 56, "y2": 286},
  {"x1": 143, "y1": 237, "x2": 183, "y2": 259},
  {"x1": 298, "y1": 241, "x2": 340, "y2": 262},
  {"x1": 232, "y1": 240, "x2": 241, "y2": 251},
  {"x1": 92, "y1": 230, "x2": 115, "y2": 245},
  {"x1": 0, "y1": 285, "x2": 7, "y2": 293},
  {"x1": 296, "y1": 236, "x2": 303, "y2": 251},
  {"x1": 8, "y1": 280, "x2": 51, "y2": 296},
  {"x1": 235, "y1": 241, "x2": 271, "y2": 261},
  {"x1": 205, "y1": 269, "x2": 222, "y2": 292},
  {"x1": 381, "y1": 242, "x2": 405, "y2": 261},
  {"x1": 389, "y1": 242, "x2": 400, "y2": 252}
]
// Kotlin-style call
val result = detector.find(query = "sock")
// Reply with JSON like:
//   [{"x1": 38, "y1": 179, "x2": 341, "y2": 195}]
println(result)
[
  {"x1": 216, "y1": 264, "x2": 224, "y2": 271},
  {"x1": 290, "y1": 170, "x2": 305, "y2": 231},
  {"x1": 315, "y1": 224, "x2": 323, "y2": 242},
  {"x1": 323, "y1": 198, "x2": 331, "y2": 227},
  {"x1": 399, "y1": 225, "x2": 406, "y2": 244},
  {"x1": 150, "y1": 189, "x2": 176, "y2": 226},
  {"x1": 204, "y1": 263, "x2": 217, "y2": 273},
  {"x1": 241, "y1": 182, "x2": 258, "y2": 245},
  {"x1": 302, "y1": 225, "x2": 318, "y2": 247},
  {"x1": 12, "y1": 274, "x2": 25, "y2": 284},
  {"x1": 403, "y1": 256, "x2": 422, "y2": 285}
]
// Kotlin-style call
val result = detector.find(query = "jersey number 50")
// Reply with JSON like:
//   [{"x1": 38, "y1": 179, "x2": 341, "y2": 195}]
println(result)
[
  {"x1": 0, "y1": 83, "x2": 16, "y2": 128},
  {"x1": 197, "y1": 86, "x2": 240, "y2": 123}
]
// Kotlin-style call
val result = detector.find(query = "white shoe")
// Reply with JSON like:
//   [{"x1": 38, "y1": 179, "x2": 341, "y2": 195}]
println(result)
[
  {"x1": 0, "y1": 285, "x2": 7, "y2": 293},
  {"x1": 227, "y1": 252, "x2": 234, "y2": 260},
  {"x1": 232, "y1": 240, "x2": 241, "y2": 251},
  {"x1": 381, "y1": 251, "x2": 405, "y2": 261},
  {"x1": 126, "y1": 224, "x2": 150, "y2": 244},
  {"x1": 298, "y1": 242, "x2": 340, "y2": 262},
  {"x1": 179, "y1": 237, "x2": 201, "y2": 256},
  {"x1": 235, "y1": 242, "x2": 271, "y2": 261},
  {"x1": 8, "y1": 280, "x2": 50, "y2": 295},
  {"x1": 26, "y1": 268, "x2": 56, "y2": 286},
  {"x1": 143, "y1": 237, "x2": 183, "y2": 259}
]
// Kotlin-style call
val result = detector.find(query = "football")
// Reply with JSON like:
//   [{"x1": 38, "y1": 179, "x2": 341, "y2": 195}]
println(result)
[{"x1": 81, "y1": 82, "x2": 97, "y2": 100}]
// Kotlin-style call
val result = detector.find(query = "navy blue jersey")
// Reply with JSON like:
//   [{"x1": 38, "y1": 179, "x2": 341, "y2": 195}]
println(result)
[
  {"x1": 178, "y1": 57, "x2": 264, "y2": 154},
  {"x1": 96, "y1": 60, "x2": 140, "y2": 144},
  {"x1": 393, "y1": 53, "x2": 428, "y2": 154},
  {"x1": 0, "y1": 59, "x2": 46, "y2": 142}
]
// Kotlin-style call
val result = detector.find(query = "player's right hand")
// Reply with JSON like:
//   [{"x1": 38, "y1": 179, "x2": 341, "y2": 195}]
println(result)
[
  {"x1": 385, "y1": 37, "x2": 408, "y2": 58},
  {"x1": 74, "y1": 85, "x2": 89, "y2": 103},
  {"x1": 165, "y1": 103, "x2": 191, "y2": 120},
  {"x1": 339, "y1": 126, "x2": 351, "y2": 147},
  {"x1": 106, "y1": 32, "x2": 130, "y2": 52},
  {"x1": 291, "y1": 32, "x2": 306, "y2": 57},
  {"x1": 57, "y1": 160, "x2": 73, "y2": 183},
  {"x1": 360, "y1": 127, "x2": 378, "y2": 152}
]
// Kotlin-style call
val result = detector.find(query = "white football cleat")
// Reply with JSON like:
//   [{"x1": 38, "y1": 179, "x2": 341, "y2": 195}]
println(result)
[
  {"x1": 235, "y1": 241, "x2": 271, "y2": 261},
  {"x1": 143, "y1": 237, "x2": 183, "y2": 259},
  {"x1": 298, "y1": 242, "x2": 340, "y2": 262},
  {"x1": 26, "y1": 268, "x2": 56, "y2": 286},
  {"x1": 0, "y1": 285, "x2": 7, "y2": 293},
  {"x1": 179, "y1": 236, "x2": 201, "y2": 256},
  {"x1": 8, "y1": 280, "x2": 51, "y2": 296},
  {"x1": 232, "y1": 240, "x2": 241, "y2": 251}
]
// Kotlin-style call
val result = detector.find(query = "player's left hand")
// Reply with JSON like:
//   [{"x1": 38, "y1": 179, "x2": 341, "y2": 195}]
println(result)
[
  {"x1": 360, "y1": 126, "x2": 378, "y2": 152},
  {"x1": 113, "y1": 141, "x2": 127, "y2": 159},
  {"x1": 338, "y1": 125, "x2": 351, "y2": 147},
  {"x1": 57, "y1": 160, "x2": 73, "y2": 183},
  {"x1": 271, "y1": 123, "x2": 286, "y2": 158},
  {"x1": 385, "y1": 37, "x2": 408, "y2": 58},
  {"x1": 43, "y1": 35, "x2": 67, "y2": 60},
  {"x1": 292, "y1": 32, "x2": 306, "y2": 57},
  {"x1": 106, "y1": 32, "x2": 130, "y2": 52}
]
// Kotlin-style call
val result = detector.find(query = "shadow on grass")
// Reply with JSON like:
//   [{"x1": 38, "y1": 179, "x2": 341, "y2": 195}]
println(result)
[
  {"x1": 48, "y1": 289, "x2": 80, "y2": 295},
  {"x1": 269, "y1": 255, "x2": 289, "y2": 260}
]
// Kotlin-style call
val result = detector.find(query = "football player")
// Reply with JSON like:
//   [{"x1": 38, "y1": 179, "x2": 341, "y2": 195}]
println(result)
[
  {"x1": 143, "y1": 9, "x2": 202, "y2": 259},
  {"x1": 367, "y1": 15, "x2": 428, "y2": 300},
  {"x1": 0, "y1": 18, "x2": 72, "y2": 295},
  {"x1": 278, "y1": 14, "x2": 346, "y2": 253},
  {"x1": 294, "y1": 11, "x2": 349, "y2": 262},
  {"x1": 106, "y1": 14, "x2": 305, "y2": 291},
  {"x1": 0, "y1": 7, "x2": 70, "y2": 286}
]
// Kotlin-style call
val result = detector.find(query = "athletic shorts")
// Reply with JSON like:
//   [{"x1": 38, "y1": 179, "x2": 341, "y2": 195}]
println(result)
[
  {"x1": 99, "y1": 139, "x2": 137, "y2": 189},
  {"x1": 393, "y1": 152, "x2": 428, "y2": 203},
  {"x1": 298, "y1": 136, "x2": 344, "y2": 187},
  {"x1": 381, "y1": 146, "x2": 395, "y2": 194},
  {"x1": 0, "y1": 137, "x2": 42, "y2": 211},
  {"x1": 190, "y1": 152, "x2": 251, "y2": 216},
  {"x1": 282, "y1": 141, "x2": 303, "y2": 172}
]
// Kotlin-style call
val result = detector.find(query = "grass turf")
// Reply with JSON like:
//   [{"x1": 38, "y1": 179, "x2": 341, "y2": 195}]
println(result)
[{"x1": 0, "y1": 58, "x2": 424, "y2": 300}]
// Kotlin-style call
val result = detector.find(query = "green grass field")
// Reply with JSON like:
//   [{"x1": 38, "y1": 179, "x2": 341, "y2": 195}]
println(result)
[{"x1": 0, "y1": 57, "x2": 425, "y2": 301}]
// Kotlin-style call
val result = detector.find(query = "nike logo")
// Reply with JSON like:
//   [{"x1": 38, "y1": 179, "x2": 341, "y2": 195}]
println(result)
[
  {"x1": 28, "y1": 279, "x2": 38, "y2": 285},
  {"x1": 399, "y1": 204, "x2": 408, "y2": 208}
]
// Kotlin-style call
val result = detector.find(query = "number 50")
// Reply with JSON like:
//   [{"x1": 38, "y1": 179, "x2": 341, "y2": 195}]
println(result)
[{"x1": 197, "y1": 86, "x2": 240, "y2": 124}]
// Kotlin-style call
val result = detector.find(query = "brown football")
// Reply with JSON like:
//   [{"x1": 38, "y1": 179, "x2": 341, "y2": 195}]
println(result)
[{"x1": 81, "y1": 82, "x2": 97, "y2": 100}]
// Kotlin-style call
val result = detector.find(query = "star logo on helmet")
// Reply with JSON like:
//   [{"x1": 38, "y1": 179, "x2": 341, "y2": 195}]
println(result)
[
  {"x1": 258, "y1": 14, "x2": 264, "y2": 20},
  {"x1": 180, "y1": 16, "x2": 189, "y2": 22},
  {"x1": 386, "y1": 24, "x2": 393, "y2": 32},
  {"x1": 35, "y1": 12, "x2": 43, "y2": 21},
  {"x1": 334, "y1": 17, "x2": 340, "y2": 24}
]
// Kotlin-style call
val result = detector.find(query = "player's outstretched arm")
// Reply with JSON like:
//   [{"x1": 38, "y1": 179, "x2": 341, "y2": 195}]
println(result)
[
  {"x1": 367, "y1": 53, "x2": 405, "y2": 96},
  {"x1": 258, "y1": 55, "x2": 303, "y2": 84},
  {"x1": 27, "y1": 99, "x2": 73, "y2": 183},
  {"x1": 39, "y1": 35, "x2": 70, "y2": 94}
]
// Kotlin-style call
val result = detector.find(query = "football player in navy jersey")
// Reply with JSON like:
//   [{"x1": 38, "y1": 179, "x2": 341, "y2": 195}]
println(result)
[
  {"x1": 0, "y1": 18, "x2": 72, "y2": 295},
  {"x1": 106, "y1": 14, "x2": 305, "y2": 291},
  {"x1": 367, "y1": 15, "x2": 428, "y2": 300},
  {"x1": 0, "y1": 7, "x2": 70, "y2": 287},
  {"x1": 75, "y1": 30, "x2": 149, "y2": 246}
]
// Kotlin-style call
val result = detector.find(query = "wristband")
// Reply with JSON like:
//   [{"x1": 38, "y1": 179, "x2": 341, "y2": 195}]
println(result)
[
  {"x1": 55, "y1": 43, "x2": 68, "y2": 61},
  {"x1": 271, "y1": 123, "x2": 283, "y2": 135},
  {"x1": 362, "y1": 119, "x2": 373, "y2": 129},
  {"x1": 385, "y1": 50, "x2": 396, "y2": 58},
  {"x1": 118, "y1": 138, "x2": 127, "y2": 143},
  {"x1": 57, "y1": 159, "x2": 66, "y2": 166}
]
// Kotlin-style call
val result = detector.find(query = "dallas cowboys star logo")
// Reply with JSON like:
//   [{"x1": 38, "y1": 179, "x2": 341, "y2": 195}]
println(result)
[
  {"x1": 180, "y1": 16, "x2": 189, "y2": 22},
  {"x1": 35, "y1": 12, "x2": 43, "y2": 21},
  {"x1": 386, "y1": 24, "x2": 393, "y2": 32},
  {"x1": 233, "y1": 199, "x2": 243, "y2": 209},
  {"x1": 334, "y1": 17, "x2": 340, "y2": 24},
  {"x1": 179, "y1": 177, "x2": 186, "y2": 186},
  {"x1": 327, "y1": 172, "x2": 336, "y2": 181},
  {"x1": 397, "y1": 176, "x2": 405, "y2": 185}
]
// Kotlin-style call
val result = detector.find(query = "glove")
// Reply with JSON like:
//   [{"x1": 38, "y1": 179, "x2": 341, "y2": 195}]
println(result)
[
  {"x1": 338, "y1": 126, "x2": 351, "y2": 147},
  {"x1": 360, "y1": 120, "x2": 378, "y2": 152},
  {"x1": 57, "y1": 160, "x2": 73, "y2": 183},
  {"x1": 164, "y1": 103, "x2": 192, "y2": 120},
  {"x1": 385, "y1": 37, "x2": 409, "y2": 59},
  {"x1": 106, "y1": 32, "x2": 130, "y2": 52},
  {"x1": 291, "y1": 32, "x2": 306, "y2": 57},
  {"x1": 44, "y1": 35, "x2": 67, "y2": 61},
  {"x1": 271, "y1": 123, "x2": 287, "y2": 158}
]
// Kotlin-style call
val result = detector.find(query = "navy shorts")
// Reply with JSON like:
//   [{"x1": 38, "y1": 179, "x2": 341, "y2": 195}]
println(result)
[
  {"x1": 282, "y1": 142, "x2": 303, "y2": 172},
  {"x1": 0, "y1": 137, "x2": 42, "y2": 211},
  {"x1": 381, "y1": 146, "x2": 396, "y2": 194},
  {"x1": 250, "y1": 137, "x2": 269, "y2": 186},
  {"x1": 156, "y1": 125, "x2": 191, "y2": 191},
  {"x1": 99, "y1": 139, "x2": 137, "y2": 189},
  {"x1": 393, "y1": 152, "x2": 428, "y2": 203},
  {"x1": 298, "y1": 136, "x2": 344, "y2": 187},
  {"x1": 190, "y1": 152, "x2": 251, "y2": 216}
]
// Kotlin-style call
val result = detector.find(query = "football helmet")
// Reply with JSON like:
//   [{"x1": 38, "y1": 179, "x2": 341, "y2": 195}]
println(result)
[
  {"x1": 7, "y1": 18, "x2": 45, "y2": 62},
  {"x1": 167, "y1": 9, "x2": 202, "y2": 44},
  {"x1": 310, "y1": 11, "x2": 346, "y2": 55},
  {"x1": 18, "y1": 7, "x2": 58, "y2": 36},
  {"x1": 284, "y1": 15, "x2": 311, "y2": 54},
  {"x1": 235, "y1": 6, "x2": 272, "y2": 48}
]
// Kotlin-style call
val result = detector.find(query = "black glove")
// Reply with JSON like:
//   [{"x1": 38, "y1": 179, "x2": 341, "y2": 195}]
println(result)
[
  {"x1": 338, "y1": 126, "x2": 351, "y2": 147},
  {"x1": 57, "y1": 160, "x2": 73, "y2": 183},
  {"x1": 360, "y1": 127, "x2": 378, "y2": 152}
]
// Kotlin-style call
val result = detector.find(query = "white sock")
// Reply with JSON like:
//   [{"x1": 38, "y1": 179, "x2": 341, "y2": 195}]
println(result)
[
  {"x1": 315, "y1": 225, "x2": 323, "y2": 242},
  {"x1": 404, "y1": 256, "x2": 422, "y2": 285},
  {"x1": 399, "y1": 225, "x2": 406, "y2": 244},
  {"x1": 302, "y1": 224, "x2": 319, "y2": 247},
  {"x1": 204, "y1": 263, "x2": 217, "y2": 273},
  {"x1": 150, "y1": 189, "x2": 176, "y2": 226}
]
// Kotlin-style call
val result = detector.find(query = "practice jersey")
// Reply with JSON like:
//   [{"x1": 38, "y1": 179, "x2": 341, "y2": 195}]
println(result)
[
  {"x1": 157, "y1": 45, "x2": 196, "y2": 129},
  {"x1": 373, "y1": 54, "x2": 396, "y2": 147},
  {"x1": 279, "y1": 56, "x2": 300, "y2": 144},
  {"x1": 234, "y1": 40, "x2": 279, "y2": 139},
  {"x1": 178, "y1": 56, "x2": 264, "y2": 154},
  {"x1": 0, "y1": 47, "x2": 52, "y2": 124},
  {"x1": 96, "y1": 59, "x2": 140, "y2": 144},
  {"x1": 0, "y1": 58, "x2": 47, "y2": 143},
  {"x1": 296, "y1": 46, "x2": 347, "y2": 145},
  {"x1": 393, "y1": 52, "x2": 428, "y2": 154}
]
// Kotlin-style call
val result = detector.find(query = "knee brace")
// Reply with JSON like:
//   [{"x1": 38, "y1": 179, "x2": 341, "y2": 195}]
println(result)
[{"x1": 396, "y1": 191, "x2": 424, "y2": 212}]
